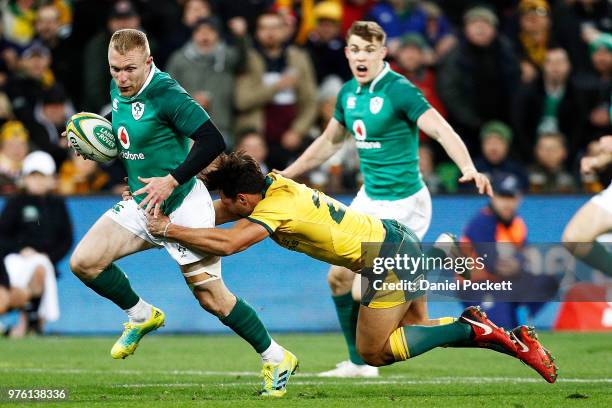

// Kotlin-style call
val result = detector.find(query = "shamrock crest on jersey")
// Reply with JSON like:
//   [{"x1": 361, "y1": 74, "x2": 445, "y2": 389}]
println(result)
[
  {"x1": 370, "y1": 96, "x2": 383, "y2": 114},
  {"x1": 132, "y1": 102, "x2": 145, "y2": 120}
]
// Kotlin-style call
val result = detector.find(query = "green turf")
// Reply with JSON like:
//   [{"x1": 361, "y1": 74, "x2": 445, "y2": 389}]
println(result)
[{"x1": 0, "y1": 332, "x2": 610, "y2": 407}]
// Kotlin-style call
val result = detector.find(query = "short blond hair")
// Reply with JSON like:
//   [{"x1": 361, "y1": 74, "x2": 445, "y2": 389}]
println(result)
[
  {"x1": 109, "y1": 29, "x2": 150, "y2": 57},
  {"x1": 346, "y1": 21, "x2": 386, "y2": 44}
]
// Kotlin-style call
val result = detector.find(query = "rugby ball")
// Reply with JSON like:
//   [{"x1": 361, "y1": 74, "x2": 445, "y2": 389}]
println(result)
[{"x1": 66, "y1": 112, "x2": 117, "y2": 163}]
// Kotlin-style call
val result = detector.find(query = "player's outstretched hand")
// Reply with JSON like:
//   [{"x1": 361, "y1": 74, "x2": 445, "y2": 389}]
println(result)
[
  {"x1": 459, "y1": 169, "x2": 493, "y2": 196},
  {"x1": 133, "y1": 174, "x2": 178, "y2": 218},
  {"x1": 146, "y1": 213, "x2": 171, "y2": 238}
]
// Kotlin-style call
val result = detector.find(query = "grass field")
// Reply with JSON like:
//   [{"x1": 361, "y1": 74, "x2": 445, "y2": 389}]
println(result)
[{"x1": 0, "y1": 332, "x2": 610, "y2": 407}]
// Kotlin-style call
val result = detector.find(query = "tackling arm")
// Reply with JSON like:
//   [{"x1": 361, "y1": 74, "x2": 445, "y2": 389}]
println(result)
[
  {"x1": 164, "y1": 219, "x2": 270, "y2": 256},
  {"x1": 281, "y1": 118, "x2": 348, "y2": 178},
  {"x1": 417, "y1": 108, "x2": 493, "y2": 196}
]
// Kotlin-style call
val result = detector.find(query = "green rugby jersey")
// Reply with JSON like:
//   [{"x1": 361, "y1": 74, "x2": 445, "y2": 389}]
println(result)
[
  {"x1": 334, "y1": 63, "x2": 430, "y2": 200},
  {"x1": 110, "y1": 65, "x2": 209, "y2": 214}
]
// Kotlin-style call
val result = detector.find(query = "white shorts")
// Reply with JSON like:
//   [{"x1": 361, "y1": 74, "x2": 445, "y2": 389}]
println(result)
[
  {"x1": 4, "y1": 253, "x2": 60, "y2": 321},
  {"x1": 591, "y1": 182, "x2": 612, "y2": 215},
  {"x1": 105, "y1": 179, "x2": 220, "y2": 270},
  {"x1": 349, "y1": 186, "x2": 432, "y2": 240}
]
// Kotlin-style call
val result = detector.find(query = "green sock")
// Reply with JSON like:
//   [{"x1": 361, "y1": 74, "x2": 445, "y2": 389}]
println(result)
[
  {"x1": 220, "y1": 298, "x2": 272, "y2": 353},
  {"x1": 332, "y1": 292, "x2": 365, "y2": 365},
  {"x1": 83, "y1": 263, "x2": 139, "y2": 309},
  {"x1": 581, "y1": 241, "x2": 612, "y2": 277},
  {"x1": 404, "y1": 321, "x2": 472, "y2": 358}
]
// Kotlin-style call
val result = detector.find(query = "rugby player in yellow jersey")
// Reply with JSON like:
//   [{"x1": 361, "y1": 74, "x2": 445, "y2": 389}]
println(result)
[{"x1": 146, "y1": 153, "x2": 558, "y2": 384}]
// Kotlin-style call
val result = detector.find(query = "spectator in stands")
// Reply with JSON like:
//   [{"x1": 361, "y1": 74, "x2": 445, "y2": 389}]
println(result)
[
  {"x1": 420, "y1": 1, "x2": 456, "y2": 61},
  {"x1": 1, "y1": 0, "x2": 37, "y2": 48},
  {"x1": 83, "y1": 0, "x2": 143, "y2": 113},
  {"x1": 134, "y1": 0, "x2": 182, "y2": 55},
  {"x1": 341, "y1": 0, "x2": 376, "y2": 36},
  {"x1": 579, "y1": 33, "x2": 612, "y2": 140},
  {"x1": 0, "y1": 91, "x2": 13, "y2": 127},
  {"x1": 0, "y1": 121, "x2": 28, "y2": 194},
  {"x1": 513, "y1": 0, "x2": 553, "y2": 83},
  {"x1": 513, "y1": 47, "x2": 587, "y2": 160},
  {"x1": 214, "y1": 0, "x2": 274, "y2": 38},
  {"x1": 34, "y1": 3, "x2": 80, "y2": 107},
  {"x1": 461, "y1": 173, "x2": 553, "y2": 328},
  {"x1": 304, "y1": 1, "x2": 352, "y2": 84},
  {"x1": 57, "y1": 151, "x2": 110, "y2": 195},
  {"x1": 235, "y1": 128, "x2": 269, "y2": 174},
  {"x1": 274, "y1": 0, "x2": 318, "y2": 45},
  {"x1": 235, "y1": 11, "x2": 317, "y2": 170},
  {"x1": 419, "y1": 142, "x2": 445, "y2": 194},
  {"x1": 157, "y1": 0, "x2": 211, "y2": 69},
  {"x1": 473, "y1": 121, "x2": 528, "y2": 191},
  {"x1": 552, "y1": 0, "x2": 612, "y2": 75},
  {"x1": 28, "y1": 84, "x2": 74, "y2": 168},
  {"x1": 367, "y1": 0, "x2": 453, "y2": 55},
  {"x1": 6, "y1": 42, "x2": 54, "y2": 128},
  {"x1": 167, "y1": 16, "x2": 248, "y2": 146},
  {"x1": 393, "y1": 33, "x2": 446, "y2": 121},
  {"x1": 0, "y1": 11, "x2": 20, "y2": 73},
  {"x1": 528, "y1": 131, "x2": 576, "y2": 193},
  {"x1": 437, "y1": 6, "x2": 520, "y2": 150},
  {"x1": 0, "y1": 151, "x2": 70, "y2": 336}
]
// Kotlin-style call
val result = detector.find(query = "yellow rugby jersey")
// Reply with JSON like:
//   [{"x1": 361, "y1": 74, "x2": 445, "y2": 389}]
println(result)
[{"x1": 247, "y1": 174, "x2": 385, "y2": 271}]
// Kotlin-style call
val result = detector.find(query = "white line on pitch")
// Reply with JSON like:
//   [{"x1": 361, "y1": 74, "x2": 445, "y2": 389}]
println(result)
[{"x1": 0, "y1": 367, "x2": 609, "y2": 384}]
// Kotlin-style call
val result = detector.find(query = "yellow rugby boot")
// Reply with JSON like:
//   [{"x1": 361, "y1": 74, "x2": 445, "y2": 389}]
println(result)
[
  {"x1": 110, "y1": 306, "x2": 165, "y2": 359},
  {"x1": 260, "y1": 349, "x2": 299, "y2": 397}
]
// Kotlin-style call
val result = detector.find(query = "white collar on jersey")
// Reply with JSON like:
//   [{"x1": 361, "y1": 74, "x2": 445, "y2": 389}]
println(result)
[
  {"x1": 131, "y1": 62, "x2": 156, "y2": 99},
  {"x1": 356, "y1": 62, "x2": 390, "y2": 94}
]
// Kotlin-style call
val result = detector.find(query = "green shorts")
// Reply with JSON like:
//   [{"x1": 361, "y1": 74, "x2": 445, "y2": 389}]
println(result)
[{"x1": 361, "y1": 219, "x2": 426, "y2": 308}]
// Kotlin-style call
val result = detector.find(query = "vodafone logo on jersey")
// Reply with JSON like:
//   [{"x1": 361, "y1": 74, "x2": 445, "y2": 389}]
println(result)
[
  {"x1": 118, "y1": 126, "x2": 130, "y2": 149},
  {"x1": 353, "y1": 120, "x2": 367, "y2": 141}
]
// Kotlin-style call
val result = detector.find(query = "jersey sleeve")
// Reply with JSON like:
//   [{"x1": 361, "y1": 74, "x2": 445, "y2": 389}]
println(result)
[
  {"x1": 387, "y1": 78, "x2": 431, "y2": 123},
  {"x1": 332, "y1": 85, "x2": 347, "y2": 126},
  {"x1": 157, "y1": 79, "x2": 210, "y2": 138},
  {"x1": 247, "y1": 190, "x2": 294, "y2": 234}
]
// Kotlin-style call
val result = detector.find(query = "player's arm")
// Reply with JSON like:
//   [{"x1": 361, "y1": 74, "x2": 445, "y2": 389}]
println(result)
[
  {"x1": 149, "y1": 216, "x2": 269, "y2": 256},
  {"x1": 134, "y1": 119, "x2": 226, "y2": 216},
  {"x1": 417, "y1": 108, "x2": 493, "y2": 196},
  {"x1": 280, "y1": 118, "x2": 348, "y2": 178}
]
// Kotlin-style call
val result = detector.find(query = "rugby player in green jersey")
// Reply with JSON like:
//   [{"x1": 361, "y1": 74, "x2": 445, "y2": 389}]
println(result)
[
  {"x1": 67, "y1": 29, "x2": 297, "y2": 397},
  {"x1": 280, "y1": 21, "x2": 492, "y2": 377}
]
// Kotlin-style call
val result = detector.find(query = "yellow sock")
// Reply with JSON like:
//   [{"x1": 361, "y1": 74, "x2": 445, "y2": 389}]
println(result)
[
  {"x1": 389, "y1": 327, "x2": 409, "y2": 361},
  {"x1": 433, "y1": 317, "x2": 456, "y2": 326}
]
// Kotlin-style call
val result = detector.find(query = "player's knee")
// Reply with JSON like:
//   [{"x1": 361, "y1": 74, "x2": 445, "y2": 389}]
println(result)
[
  {"x1": 69, "y1": 252, "x2": 104, "y2": 281},
  {"x1": 193, "y1": 287, "x2": 232, "y2": 317},
  {"x1": 357, "y1": 345, "x2": 385, "y2": 367},
  {"x1": 327, "y1": 268, "x2": 352, "y2": 295}
]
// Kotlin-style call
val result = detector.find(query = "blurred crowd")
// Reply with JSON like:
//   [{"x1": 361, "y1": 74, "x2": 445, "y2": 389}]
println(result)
[{"x1": 0, "y1": 0, "x2": 610, "y2": 196}]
